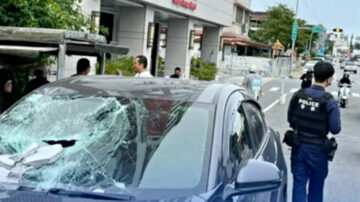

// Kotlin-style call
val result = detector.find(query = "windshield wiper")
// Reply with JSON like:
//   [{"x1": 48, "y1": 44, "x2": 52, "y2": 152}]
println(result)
[{"x1": 48, "y1": 188, "x2": 134, "y2": 201}]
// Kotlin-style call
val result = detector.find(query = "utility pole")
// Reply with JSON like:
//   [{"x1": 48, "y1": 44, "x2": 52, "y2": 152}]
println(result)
[
  {"x1": 308, "y1": 31, "x2": 314, "y2": 56},
  {"x1": 290, "y1": 0, "x2": 300, "y2": 73}
]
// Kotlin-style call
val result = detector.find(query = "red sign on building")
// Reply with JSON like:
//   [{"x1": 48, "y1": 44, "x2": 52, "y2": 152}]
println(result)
[{"x1": 173, "y1": 0, "x2": 197, "y2": 11}]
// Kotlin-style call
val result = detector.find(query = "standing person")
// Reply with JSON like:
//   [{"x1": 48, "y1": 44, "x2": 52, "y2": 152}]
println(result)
[
  {"x1": 0, "y1": 79, "x2": 15, "y2": 113},
  {"x1": 133, "y1": 55, "x2": 153, "y2": 78},
  {"x1": 242, "y1": 65, "x2": 263, "y2": 100},
  {"x1": 170, "y1": 67, "x2": 181, "y2": 78},
  {"x1": 26, "y1": 69, "x2": 49, "y2": 94},
  {"x1": 287, "y1": 62, "x2": 341, "y2": 202},
  {"x1": 71, "y1": 58, "x2": 90, "y2": 77},
  {"x1": 300, "y1": 69, "x2": 313, "y2": 89}
]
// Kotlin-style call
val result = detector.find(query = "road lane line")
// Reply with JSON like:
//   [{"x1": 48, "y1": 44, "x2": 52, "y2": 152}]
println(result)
[
  {"x1": 263, "y1": 99, "x2": 281, "y2": 113},
  {"x1": 331, "y1": 91, "x2": 338, "y2": 97},
  {"x1": 269, "y1": 87, "x2": 280, "y2": 92},
  {"x1": 352, "y1": 93, "x2": 360, "y2": 98},
  {"x1": 290, "y1": 88, "x2": 298, "y2": 93}
]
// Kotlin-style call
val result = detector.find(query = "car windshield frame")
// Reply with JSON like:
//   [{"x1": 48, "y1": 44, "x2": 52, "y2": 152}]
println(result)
[{"x1": 0, "y1": 92, "x2": 216, "y2": 200}]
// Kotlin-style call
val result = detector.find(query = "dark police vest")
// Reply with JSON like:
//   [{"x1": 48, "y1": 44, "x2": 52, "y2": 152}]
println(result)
[{"x1": 292, "y1": 89, "x2": 333, "y2": 137}]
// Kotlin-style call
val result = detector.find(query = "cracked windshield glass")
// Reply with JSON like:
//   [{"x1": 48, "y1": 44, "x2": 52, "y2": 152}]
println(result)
[{"x1": 0, "y1": 92, "x2": 214, "y2": 195}]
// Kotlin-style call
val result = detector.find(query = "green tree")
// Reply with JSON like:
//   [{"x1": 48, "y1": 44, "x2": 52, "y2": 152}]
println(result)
[
  {"x1": 0, "y1": 0, "x2": 90, "y2": 102},
  {"x1": 325, "y1": 40, "x2": 334, "y2": 55},
  {"x1": 249, "y1": 4, "x2": 294, "y2": 48},
  {"x1": 249, "y1": 4, "x2": 317, "y2": 54},
  {"x1": 354, "y1": 43, "x2": 360, "y2": 50},
  {"x1": 0, "y1": 0, "x2": 89, "y2": 30}
]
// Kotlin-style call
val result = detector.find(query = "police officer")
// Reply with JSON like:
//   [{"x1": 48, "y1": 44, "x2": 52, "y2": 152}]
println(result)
[
  {"x1": 287, "y1": 62, "x2": 341, "y2": 202},
  {"x1": 300, "y1": 69, "x2": 313, "y2": 89}
]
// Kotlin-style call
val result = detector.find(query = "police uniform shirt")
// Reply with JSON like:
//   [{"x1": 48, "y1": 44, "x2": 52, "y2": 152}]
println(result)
[{"x1": 288, "y1": 85, "x2": 341, "y2": 137}]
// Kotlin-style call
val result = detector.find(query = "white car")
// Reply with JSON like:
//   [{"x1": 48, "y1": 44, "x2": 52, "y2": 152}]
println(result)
[
  {"x1": 344, "y1": 61, "x2": 357, "y2": 74},
  {"x1": 303, "y1": 60, "x2": 319, "y2": 72}
]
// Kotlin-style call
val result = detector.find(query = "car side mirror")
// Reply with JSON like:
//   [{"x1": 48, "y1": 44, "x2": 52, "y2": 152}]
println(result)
[{"x1": 224, "y1": 159, "x2": 281, "y2": 199}]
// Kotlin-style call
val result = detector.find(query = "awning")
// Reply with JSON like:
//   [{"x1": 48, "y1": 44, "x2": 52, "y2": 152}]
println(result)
[
  {"x1": 194, "y1": 29, "x2": 270, "y2": 49},
  {"x1": 223, "y1": 39, "x2": 270, "y2": 49},
  {"x1": 0, "y1": 45, "x2": 58, "y2": 58}
]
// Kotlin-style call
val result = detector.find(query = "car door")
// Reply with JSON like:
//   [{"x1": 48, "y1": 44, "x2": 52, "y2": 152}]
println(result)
[
  {"x1": 222, "y1": 92, "x2": 257, "y2": 202},
  {"x1": 240, "y1": 101, "x2": 282, "y2": 202},
  {"x1": 222, "y1": 93, "x2": 284, "y2": 202}
]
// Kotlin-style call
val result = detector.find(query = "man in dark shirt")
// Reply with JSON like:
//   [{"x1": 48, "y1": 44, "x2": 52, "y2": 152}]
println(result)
[
  {"x1": 26, "y1": 69, "x2": 49, "y2": 94},
  {"x1": 288, "y1": 62, "x2": 341, "y2": 202},
  {"x1": 170, "y1": 67, "x2": 181, "y2": 78},
  {"x1": 300, "y1": 69, "x2": 313, "y2": 88},
  {"x1": 71, "y1": 58, "x2": 90, "y2": 77}
]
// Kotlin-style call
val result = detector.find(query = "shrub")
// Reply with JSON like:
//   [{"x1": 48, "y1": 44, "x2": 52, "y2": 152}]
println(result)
[
  {"x1": 190, "y1": 58, "x2": 217, "y2": 81},
  {"x1": 100, "y1": 56, "x2": 135, "y2": 76}
]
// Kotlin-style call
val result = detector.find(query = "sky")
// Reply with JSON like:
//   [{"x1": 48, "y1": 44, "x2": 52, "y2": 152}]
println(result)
[{"x1": 251, "y1": 0, "x2": 360, "y2": 38}]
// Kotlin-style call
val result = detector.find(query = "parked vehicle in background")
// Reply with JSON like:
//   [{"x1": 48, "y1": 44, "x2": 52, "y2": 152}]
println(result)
[
  {"x1": 344, "y1": 61, "x2": 357, "y2": 74},
  {"x1": 303, "y1": 60, "x2": 319, "y2": 72},
  {"x1": 0, "y1": 77, "x2": 288, "y2": 202},
  {"x1": 312, "y1": 57, "x2": 325, "y2": 62},
  {"x1": 340, "y1": 60, "x2": 346, "y2": 69}
]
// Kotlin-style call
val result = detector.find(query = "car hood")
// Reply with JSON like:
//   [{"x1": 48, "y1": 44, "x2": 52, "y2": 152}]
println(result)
[{"x1": 0, "y1": 190, "x2": 208, "y2": 202}]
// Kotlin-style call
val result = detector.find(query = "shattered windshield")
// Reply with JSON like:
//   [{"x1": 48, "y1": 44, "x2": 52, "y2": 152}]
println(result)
[{"x1": 0, "y1": 93, "x2": 214, "y2": 198}]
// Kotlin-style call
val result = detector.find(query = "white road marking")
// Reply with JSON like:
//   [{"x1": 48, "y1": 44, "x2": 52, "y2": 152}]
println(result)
[
  {"x1": 352, "y1": 93, "x2": 360, "y2": 98},
  {"x1": 269, "y1": 87, "x2": 280, "y2": 92},
  {"x1": 331, "y1": 91, "x2": 338, "y2": 97},
  {"x1": 263, "y1": 99, "x2": 280, "y2": 113},
  {"x1": 290, "y1": 88, "x2": 299, "y2": 93}
]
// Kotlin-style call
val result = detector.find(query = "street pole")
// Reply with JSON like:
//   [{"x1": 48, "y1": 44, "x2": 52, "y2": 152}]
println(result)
[
  {"x1": 308, "y1": 31, "x2": 314, "y2": 57},
  {"x1": 230, "y1": 52, "x2": 233, "y2": 76},
  {"x1": 290, "y1": 0, "x2": 300, "y2": 73}
]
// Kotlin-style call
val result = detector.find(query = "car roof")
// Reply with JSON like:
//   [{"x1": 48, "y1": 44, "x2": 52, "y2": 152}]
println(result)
[
  {"x1": 0, "y1": 26, "x2": 107, "y2": 44},
  {"x1": 37, "y1": 76, "x2": 239, "y2": 105}
]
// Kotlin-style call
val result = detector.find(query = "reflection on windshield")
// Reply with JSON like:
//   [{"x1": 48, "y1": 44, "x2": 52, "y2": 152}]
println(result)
[{"x1": 0, "y1": 93, "x2": 214, "y2": 194}]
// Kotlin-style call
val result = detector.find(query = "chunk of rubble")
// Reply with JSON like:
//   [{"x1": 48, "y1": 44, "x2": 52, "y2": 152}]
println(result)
[
  {"x1": 0, "y1": 167, "x2": 20, "y2": 190},
  {"x1": 19, "y1": 142, "x2": 39, "y2": 160},
  {"x1": 0, "y1": 155, "x2": 15, "y2": 169},
  {"x1": 23, "y1": 144, "x2": 63, "y2": 167}
]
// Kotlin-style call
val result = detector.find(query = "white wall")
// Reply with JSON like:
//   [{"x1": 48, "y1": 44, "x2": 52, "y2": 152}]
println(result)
[
  {"x1": 140, "y1": 0, "x2": 233, "y2": 27},
  {"x1": 80, "y1": 0, "x2": 101, "y2": 16},
  {"x1": 201, "y1": 27, "x2": 222, "y2": 64},
  {"x1": 238, "y1": 0, "x2": 251, "y2": 9},
  {"x1": 165, "y1": 18, "x2": 194, "y2": 78},
  {"x1": 117, "y1": 6, "x2": 154, "y2": 63}
]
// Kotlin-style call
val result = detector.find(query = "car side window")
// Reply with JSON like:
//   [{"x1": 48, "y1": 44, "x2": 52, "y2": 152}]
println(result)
[
  {"x1": 223, "y1": 92, "x2": 253, "y2": 180},
  {"x1": 241, "y1": 102, "x2": 267, "y2": 150}
]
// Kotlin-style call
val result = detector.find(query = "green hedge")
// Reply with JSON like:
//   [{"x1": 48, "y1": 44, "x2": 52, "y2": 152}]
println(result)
[
  {"x1": 190, "y1": 58, "x2": 217, "y2": 81},
  {"x1": 100, "y1": 56, "x2": 135, "y2": 76}
]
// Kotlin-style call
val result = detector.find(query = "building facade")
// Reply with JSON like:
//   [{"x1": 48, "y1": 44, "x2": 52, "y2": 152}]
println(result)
[
  {"x1": 81, "y1": 0, "x2": 234, "y2": 78},
  {"x1": 250, "y1": 12, "x2": 268, "y2": 31}
]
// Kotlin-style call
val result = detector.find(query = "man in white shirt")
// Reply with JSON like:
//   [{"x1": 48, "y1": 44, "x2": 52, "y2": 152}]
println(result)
[{"x1": 134, "y1": 55, "x2": 153, "y2": 78}]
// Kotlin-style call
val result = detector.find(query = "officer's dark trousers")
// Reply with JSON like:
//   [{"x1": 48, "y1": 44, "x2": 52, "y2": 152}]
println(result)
[{"x1": 291, "y1": 143, "x2": 328, "y2": 202}]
